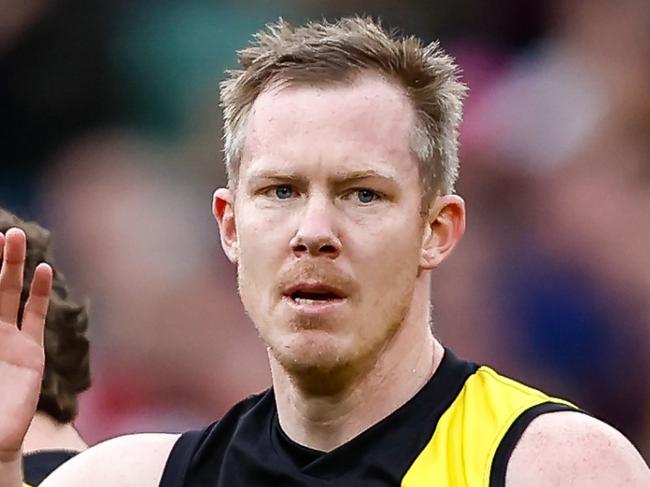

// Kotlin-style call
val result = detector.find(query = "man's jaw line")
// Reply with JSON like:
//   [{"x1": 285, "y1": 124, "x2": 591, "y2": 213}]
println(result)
[{"x1": 269, "y1": 306, "x2": 440, "y2": 452}]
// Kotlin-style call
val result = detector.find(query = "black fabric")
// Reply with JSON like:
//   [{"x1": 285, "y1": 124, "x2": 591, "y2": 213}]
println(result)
[
  {"x1": 159, "y1": 348, "x2": 478, "y2": 487},
  {"x1": 273, "y1": 415, "x2": 325, "y2": 468},
  {"x1": 160, "y1": 431, "x2": 207, "y2": 487},
  {"x1": 23, "y1": 450, "x2": 78, "y2": 485},
  {"x1": 489, "y1": 402, "x2": 582, "y2": 487}
]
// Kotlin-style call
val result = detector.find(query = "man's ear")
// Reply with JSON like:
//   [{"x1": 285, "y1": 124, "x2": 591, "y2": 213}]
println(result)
[
  {"x1": 420, "y1": 195, "x2": 466, "y2": 270},
  {"x1": 213, "y1": 188, "x2": 238, "y2": 264}
]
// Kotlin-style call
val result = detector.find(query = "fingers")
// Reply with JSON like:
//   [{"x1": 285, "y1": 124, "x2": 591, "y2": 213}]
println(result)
[
  {"x1": 0, "y1": 228, "x2": 53, "y2": 345},
  {"x1": 0, "y1": 228, "x2": 27, "y2": 326},
  {"x1": 22, "y1": 263, "x2": 53, "y2": 346}
]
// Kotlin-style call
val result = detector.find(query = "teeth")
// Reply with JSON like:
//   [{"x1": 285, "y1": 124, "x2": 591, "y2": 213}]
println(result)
[{"x1": 295, "y1": 297, "x2": 325, "y2": 305}]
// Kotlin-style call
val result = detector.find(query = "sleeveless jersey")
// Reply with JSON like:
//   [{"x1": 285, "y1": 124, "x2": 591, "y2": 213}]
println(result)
[
  {"x1": 23, "y1": 450, "x2": 77, "y2": 486},
  {"x1": 160, "y1": 349, "x2": 578, "y2": 486}
]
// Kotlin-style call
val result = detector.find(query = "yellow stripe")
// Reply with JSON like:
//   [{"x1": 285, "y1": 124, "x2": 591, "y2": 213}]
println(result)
[{"x1": 402, "y1": 366, "x2": 575, "y2": 487}]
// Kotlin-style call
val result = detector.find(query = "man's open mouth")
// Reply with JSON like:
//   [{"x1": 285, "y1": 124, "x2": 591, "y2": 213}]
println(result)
[
  {"x1": 290, "y1": 290, "x2": 343, "y2": 304},
  {"x1": 284, "y1": 283, "x2": 346, "y2": 305}
]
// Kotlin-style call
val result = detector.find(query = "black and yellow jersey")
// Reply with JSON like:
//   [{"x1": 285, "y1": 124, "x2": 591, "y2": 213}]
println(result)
[
  {"x1": 160, "y1": 349, "x2": 578, "y2": 486},
  {"x1": 22, "y1": 450, "x2": 77, "y2": 486}
]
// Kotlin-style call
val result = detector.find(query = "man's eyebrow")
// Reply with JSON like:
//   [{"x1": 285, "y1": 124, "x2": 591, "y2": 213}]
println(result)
[
  {"x1": 246, "y1": 170, "x2": 304, "y2": 182},
  {"x1": 245, "y1": 169, "x2": 397, "y2": 184},
  {"x1": 331, "y1": 170, "x2": 397, "y2": 184}
]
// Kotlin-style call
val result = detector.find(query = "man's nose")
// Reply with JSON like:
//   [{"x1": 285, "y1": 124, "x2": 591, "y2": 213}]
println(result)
[{"x1": 290, "y1": 198, "x2": 341, "y2": 259}]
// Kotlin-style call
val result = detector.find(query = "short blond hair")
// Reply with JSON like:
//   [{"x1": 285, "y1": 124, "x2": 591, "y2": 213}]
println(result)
[{"x1": 220, "y1": 16, "x2": 467, "y2": 197}]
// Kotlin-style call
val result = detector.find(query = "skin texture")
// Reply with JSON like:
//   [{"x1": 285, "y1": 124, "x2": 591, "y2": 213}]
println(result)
[
  {"x1": 506, "y1": 411, "x2": 650, "y2": 487},
  {"x1": 219, "y1": 76, "x2": 446, "y2": 377}
]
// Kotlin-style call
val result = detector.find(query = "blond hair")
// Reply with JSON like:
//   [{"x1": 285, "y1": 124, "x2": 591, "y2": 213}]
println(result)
[{"x1": 220, "y1": 16, "x2": 467, "y2": 197}]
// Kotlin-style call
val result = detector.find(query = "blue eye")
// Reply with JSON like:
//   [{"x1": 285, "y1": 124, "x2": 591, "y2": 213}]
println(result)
[
  {"x1": 356, "y1": 189, "x2": 377, "y2": 204},
  {"x1": 274, "y1": 185, "x2": 293, "y2": 199}
]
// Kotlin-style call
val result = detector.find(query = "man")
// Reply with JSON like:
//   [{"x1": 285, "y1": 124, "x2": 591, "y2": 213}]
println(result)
[
  {"x1": 1, "y1": 16, "x2": 649, "y2": 487},
  {"x1": 0, "y1": 209, "x2": 90, "y2": 486}
]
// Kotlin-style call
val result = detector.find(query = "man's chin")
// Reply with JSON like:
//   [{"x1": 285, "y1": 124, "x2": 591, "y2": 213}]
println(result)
[{"x1": 269, "y1": 330, "x2": 356, "y2": 376}]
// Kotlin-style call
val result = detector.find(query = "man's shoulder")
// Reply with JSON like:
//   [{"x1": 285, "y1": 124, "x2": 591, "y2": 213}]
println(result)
[
  {"x1": 40, "y1": 433, "x2": 180, "y2": 487},
  {"x1": 506, "y1": 410, "x2": 650, "y2": 486}
]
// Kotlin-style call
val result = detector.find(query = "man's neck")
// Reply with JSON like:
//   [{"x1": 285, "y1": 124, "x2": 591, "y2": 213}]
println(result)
[
  {"x1": 22, "y1": 412, "x2": 87, "y2": 454},
  {"x1": 272, "y1": 293, "x2": 444, "y2": 452}
]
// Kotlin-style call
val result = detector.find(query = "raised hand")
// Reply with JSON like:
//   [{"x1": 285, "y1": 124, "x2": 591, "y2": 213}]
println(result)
[{"x1": 0, "y1": 228, "x2": 52, "y2": 456}]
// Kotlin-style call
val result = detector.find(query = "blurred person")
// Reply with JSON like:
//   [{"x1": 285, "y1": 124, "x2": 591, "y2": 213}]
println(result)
[
  {"x1": 38, "y1": 131, "x2": 269, "y2": 441},
  {"x1": 466, "y1": 0, "x2": 649, "y2": 174},
  {"x1": 0, "y1": 209, "x2": 90, "y2": 486},
  {"x1": 523, "y1": 120, "x2": 650, "y2": 451},
  {"x1": 1, "y1": 16, "x2": 649, "y2": 487},
  {"x1": 455, "y1": 0, "x2": 650, "y2": 453}
]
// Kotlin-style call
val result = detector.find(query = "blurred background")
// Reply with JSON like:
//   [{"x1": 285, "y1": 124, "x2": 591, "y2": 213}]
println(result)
[{"x1": 1, "y1": 0, "x2": 649, "y2": 458}]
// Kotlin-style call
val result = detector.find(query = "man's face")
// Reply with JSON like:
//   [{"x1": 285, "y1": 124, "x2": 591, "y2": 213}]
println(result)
[{"x1": 223, "y1": 76, "x2": 429, "y2": 374}]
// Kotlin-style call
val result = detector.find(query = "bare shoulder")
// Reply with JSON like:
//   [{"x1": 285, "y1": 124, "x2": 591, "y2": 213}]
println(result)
[
  {"x1": 506, "y1": 411, "x2": 650, "y2": 486},
  {"x1": 40, "y1": 433, "x2": 180, "y2": 487}
]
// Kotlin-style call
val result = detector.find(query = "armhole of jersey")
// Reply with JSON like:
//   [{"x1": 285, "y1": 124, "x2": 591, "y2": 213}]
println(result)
[
  {"x1": 489, "y1": 402, "x2": 582, "y2": 487},
  {"x1": 158, "y1": 430, "x2": 205, "y2": 487}
]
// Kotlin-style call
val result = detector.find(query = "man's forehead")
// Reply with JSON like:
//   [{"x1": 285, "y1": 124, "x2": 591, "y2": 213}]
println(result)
[
  {"x1": 248, "y1": 74, "x2": 413, "y2": 123},
  {"x1": 240, "y1": 75, "x2": 417, "y2": 177}
]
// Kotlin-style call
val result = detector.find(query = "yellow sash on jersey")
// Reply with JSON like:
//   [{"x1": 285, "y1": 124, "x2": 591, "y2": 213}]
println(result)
[{"x1": 402, "y1": 366, "x2": 575, "y2": 487}]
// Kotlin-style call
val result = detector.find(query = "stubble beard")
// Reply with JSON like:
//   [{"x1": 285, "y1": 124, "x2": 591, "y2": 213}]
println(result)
[
  {"x1": 267, "y1": 288, "x2": 412, "y2": 395},
  {"x1": 237, "y1": 257, "x2": 416, "y2": 394}
]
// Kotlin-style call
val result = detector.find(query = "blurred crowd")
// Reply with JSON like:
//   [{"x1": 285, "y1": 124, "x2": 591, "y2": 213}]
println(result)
[{"x1": 1, "y1": 0, "x2": 649, "y2": 458}]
